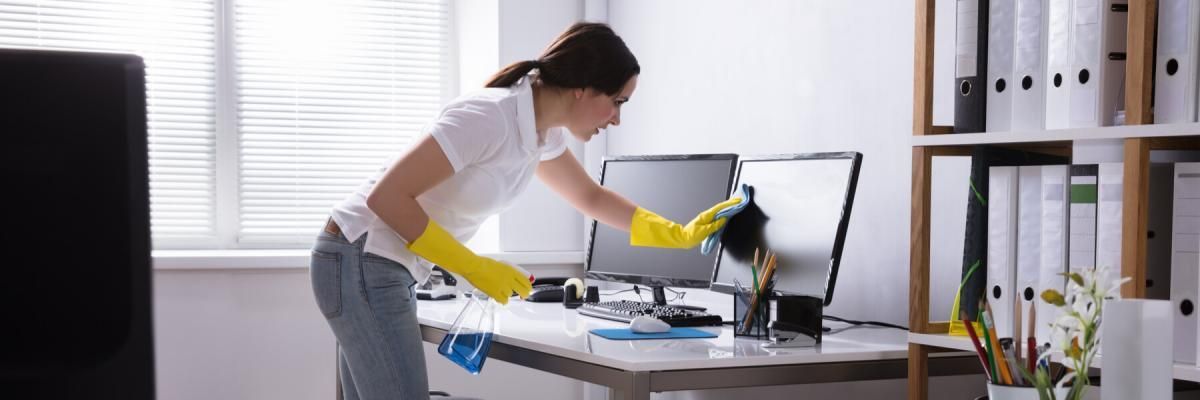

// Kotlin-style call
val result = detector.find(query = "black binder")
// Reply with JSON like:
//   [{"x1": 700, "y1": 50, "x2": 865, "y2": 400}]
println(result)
[{"x1": 954, "y1": 0, "x2": 989, "y2": 133}]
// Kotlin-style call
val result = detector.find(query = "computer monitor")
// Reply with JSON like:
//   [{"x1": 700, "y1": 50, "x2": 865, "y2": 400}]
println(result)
[
  {"x1": 1, "y1": 48, "x2": 154, "y2": 399},
  {"x1": 585, "y1": 154, "x2": 738, "y2": 304},
  {"x1": 710, "y1": 152, "x2": 862, "y2": 306}
]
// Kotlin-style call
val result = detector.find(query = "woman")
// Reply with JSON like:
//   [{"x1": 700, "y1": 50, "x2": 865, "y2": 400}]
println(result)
[{"x1": 310, "y1": 22, "x2": 738, "y2": 399}]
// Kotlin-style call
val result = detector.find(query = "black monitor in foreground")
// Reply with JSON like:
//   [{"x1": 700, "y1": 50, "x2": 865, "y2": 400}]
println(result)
[
  {"x1": 586, "y1": 154, "x2": 737, "y2": 304},
  {"x1": 0, "y1": 48, "x2": 154, "y2": 399},
  {"x1": 710, "y1": 152, "x2": 862, "y2": 306}
]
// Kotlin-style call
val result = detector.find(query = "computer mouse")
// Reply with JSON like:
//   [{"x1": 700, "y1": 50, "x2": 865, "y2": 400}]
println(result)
[{"x1": 629, "y1": 315, "x2": 671, "y2": 334}]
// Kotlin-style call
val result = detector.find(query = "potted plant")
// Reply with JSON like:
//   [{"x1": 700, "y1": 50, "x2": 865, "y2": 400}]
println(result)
[{"x1": 1029, "y1": 265, "x2": 1129, "y2": 400}]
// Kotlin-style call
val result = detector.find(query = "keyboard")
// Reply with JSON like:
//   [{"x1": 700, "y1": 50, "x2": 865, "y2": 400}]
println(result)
[{"x1": 577, "y1": 300, "x2": 723, "y2": 327}]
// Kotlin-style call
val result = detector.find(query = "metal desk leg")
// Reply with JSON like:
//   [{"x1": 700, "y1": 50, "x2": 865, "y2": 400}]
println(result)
[{"x1": 610, "y1": 371, "x2": 649, "y2": 400}]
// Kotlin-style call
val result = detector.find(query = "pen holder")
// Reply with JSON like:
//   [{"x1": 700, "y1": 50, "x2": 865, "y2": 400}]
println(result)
[
  {"x1": 733, "y1": 286, "x2": 771, "y2": 339},
  {"x1": 982, "y1": 383, "x2": 1069, "y2": 400}
]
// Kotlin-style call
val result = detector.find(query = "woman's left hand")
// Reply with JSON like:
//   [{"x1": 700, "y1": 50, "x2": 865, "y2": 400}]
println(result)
[{"x1": 627, "y1": 197, "x2": 743, "y2": 249}]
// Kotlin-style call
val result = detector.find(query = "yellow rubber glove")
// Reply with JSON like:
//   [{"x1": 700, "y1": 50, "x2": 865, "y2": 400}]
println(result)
[
  {"x1": 629, "y1": 197, "x2": 743, "y2": 249},
  {"x1": 407, "y1": 219, "x2": 532, "y2": 304}
]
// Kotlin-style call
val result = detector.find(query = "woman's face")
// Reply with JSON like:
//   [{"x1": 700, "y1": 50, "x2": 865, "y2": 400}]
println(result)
[{"x1": 567, "y1": 74, "x2": 637, "y2": 142}]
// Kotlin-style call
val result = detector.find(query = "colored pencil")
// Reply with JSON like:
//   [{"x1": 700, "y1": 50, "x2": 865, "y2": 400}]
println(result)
[
  {"x1": 961, "y1": 318, "x2": 992, "y2": 381},
  {"x1": 983, "y1": 302, "x2": 1013, "y2": 385},
  {"x1": 1013, "y1": 300, "x2": 1023, "y2": 369},
  {"x1": 1027, "y1": 305, "x2": 1037, "y2": 372},
  {"x1": 978, "y1": 306, "x2": 1000, "y2": 383}
]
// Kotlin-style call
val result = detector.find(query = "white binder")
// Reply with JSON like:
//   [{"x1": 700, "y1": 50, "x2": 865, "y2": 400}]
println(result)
[
  {"x1": 1069, "y1": 165, "x2": 1098, "y2": 270},
  {"x1": 1038, "y1": 165, "x2": 1070, "y2": 348},
  {"x1": 1017, "y1": 166, "x2": 1043, "y2": 337},
  {"x1": 1068, "y1": 0, "x2": 1128, "y2": 127},
  {"x1": 1154, "y1": 0, "x2": 1200, "y2": 123},
  {"x1": 1102, "y1": 300, "x2": 1174, "y2": 400},
  {"x1": 987, "y1": 0, "x2": 1017, "y2": 132},
  {"x1": 1096, "y1": 163, "x2": 1123, "y2": 271},
  {"x1": 989, "y1": 166, "x2": 1019, "y2": 338},
  {"x1": 1174, "y1": 163, "x2": 1200, "y2": 364},
  {"x1": 1045, "y1": 0, "x2": 1074, "y2": 129},
  {"x1": 1012, "y1": 0, "x2": 1049, "y2": 131}
]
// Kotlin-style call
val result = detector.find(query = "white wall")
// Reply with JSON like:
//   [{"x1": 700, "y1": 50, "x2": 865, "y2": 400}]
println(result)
[
  {"x1": 496, "y1": 0, "x2": 589, "y2": 253},
  {"x1": 154, "y1": 269, "x2": 335, "y2": 400},
  {"x1": 153, "y1": 263, "x2": 583, "y2": 400},
  {"x1": 605, "y1": 0, "x2": 980, "y2": 398},
  {"x1": 606, "y1": 0, "x2": 962, "y2": 329}
]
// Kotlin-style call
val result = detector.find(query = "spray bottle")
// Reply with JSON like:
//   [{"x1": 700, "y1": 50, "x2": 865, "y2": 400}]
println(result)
[{"x1": 438, "y1": 263, "x2": 532, "y2": 374}]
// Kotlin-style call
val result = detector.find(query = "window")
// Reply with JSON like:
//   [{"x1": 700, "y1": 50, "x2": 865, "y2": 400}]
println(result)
[{"x1": 1, "y1": 0, "x2": 452, "y2": 249}]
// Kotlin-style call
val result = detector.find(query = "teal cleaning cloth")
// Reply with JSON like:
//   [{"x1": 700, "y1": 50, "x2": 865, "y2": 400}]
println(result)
[
  {"x1": 589, "y1": 328, "x2": 718, "y2": 340},
  {"x1": 700, "y1": 183, "x2": 752, "y2": 255}
]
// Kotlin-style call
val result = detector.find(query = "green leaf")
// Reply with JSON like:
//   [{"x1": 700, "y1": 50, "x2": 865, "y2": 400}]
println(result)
[
  {"x1": 1041, "y1": 289, "x2": 1067, "y2": 307},
  {"x1": 1071, "y1": 376, "x2": 1089, "y2": 400},
  {"x1": 1035, "y1": 368, "x2": 1053, "y2": 400}
]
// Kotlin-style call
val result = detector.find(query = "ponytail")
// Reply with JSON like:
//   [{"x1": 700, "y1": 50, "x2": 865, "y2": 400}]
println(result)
[
  {"x1": 485, "y1": 60, "x2": 541, "y2": 89},
  {"x1": 483, "y1": 23, "x2": 639, "y2": 96}
]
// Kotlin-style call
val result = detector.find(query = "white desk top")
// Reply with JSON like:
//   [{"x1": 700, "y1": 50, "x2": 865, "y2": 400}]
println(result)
[{"x1": 417, "y1": 289, "x2": 914, "y2": 372}]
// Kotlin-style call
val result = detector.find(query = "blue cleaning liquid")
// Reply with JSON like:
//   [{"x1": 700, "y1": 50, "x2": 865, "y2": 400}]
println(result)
[{"x1": 438, "y1": 332, "x2": 493, "y2": 374}]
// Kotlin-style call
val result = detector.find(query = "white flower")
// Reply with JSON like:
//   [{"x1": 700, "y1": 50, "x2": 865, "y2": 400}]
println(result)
[{"x1": 1039, "y1": 265, "x2": 1127, "y2": 398}]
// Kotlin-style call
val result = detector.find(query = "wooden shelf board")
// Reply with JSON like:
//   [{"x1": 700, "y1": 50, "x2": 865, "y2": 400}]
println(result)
[{"x1": 911, "y1": 123, "x2": 1200, "y2": 147}]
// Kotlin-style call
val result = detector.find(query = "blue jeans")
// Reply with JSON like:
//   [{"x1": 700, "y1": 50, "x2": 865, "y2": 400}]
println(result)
[{"x1": 310, "y1": 229, "x2": 430, "y2": 400}]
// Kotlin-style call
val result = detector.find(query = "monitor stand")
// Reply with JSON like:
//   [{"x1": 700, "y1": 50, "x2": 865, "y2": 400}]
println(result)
[
  {"x1": 648, "y1": 286, "x2": 706, "y2": 312},
  {"x1": 650, "y1": 286, "x2": 669, "y2": 305}
]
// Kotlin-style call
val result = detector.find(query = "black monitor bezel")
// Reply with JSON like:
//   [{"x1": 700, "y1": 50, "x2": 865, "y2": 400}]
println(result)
[
  {"x1": 584, "y1": 153, "x2": 739, "y2": 288},
  {"x1": 708, "y1": 151, "x2": 862, "y2": 306}
]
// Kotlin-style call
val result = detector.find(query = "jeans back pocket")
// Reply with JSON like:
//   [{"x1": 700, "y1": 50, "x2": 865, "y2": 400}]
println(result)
[{"x1": 310, "y1": 250, "x2": 343, "y2": 318}]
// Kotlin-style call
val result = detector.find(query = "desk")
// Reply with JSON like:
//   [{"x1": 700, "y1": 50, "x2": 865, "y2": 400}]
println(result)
[{"x1": 414, "y1": 291, "x2": 978, "y2": 400}]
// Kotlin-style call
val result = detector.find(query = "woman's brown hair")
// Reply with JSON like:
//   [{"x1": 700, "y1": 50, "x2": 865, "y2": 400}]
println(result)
[{"x1": 485, "y1": 22, "x2": 639, "y2": 96}]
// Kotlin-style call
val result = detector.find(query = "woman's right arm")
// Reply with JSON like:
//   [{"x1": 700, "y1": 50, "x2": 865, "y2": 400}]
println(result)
[{"x1": 365, "y1": 134, "x2": 454, "y2": 242}]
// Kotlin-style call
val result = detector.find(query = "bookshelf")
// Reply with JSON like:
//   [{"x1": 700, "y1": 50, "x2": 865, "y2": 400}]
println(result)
[{"x1": 907, "y1": 0, "x2": 1200, "y2": 398}]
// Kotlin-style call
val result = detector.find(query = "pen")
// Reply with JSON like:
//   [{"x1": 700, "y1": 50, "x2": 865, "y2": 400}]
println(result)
[{"x1": 1000, "y1": 339, "x2": 1023, "y2": 386}]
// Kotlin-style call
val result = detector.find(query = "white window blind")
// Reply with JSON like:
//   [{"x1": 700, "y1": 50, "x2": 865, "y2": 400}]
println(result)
[
  {"x1": 0, "y1": 0, "x2": 219, "y2": 244},
  {"x1": 1, "y1": 0, "x2": 451, "y2": 249},
  {"x1": 234, "y1": 0, "x2": 450, "y2": 244}
]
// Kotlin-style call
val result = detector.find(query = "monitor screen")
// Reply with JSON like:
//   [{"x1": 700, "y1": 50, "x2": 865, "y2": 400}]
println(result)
[
  {"x1": 585, "y1": 154, "x2": 737, "y2": 288},
  {"x1": 710, "y1": 152, "x2": 861, "y2": 305}
]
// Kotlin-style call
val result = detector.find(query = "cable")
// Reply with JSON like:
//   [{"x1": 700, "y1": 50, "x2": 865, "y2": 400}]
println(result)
[
  {"x1": 600, "y1": 288, "x2": 637, "y2": 296},
  {"x1": 823, "y1": 314, "x2": 908, "y2": 331},
  {"x1": 663, "y1": 287, "x2": 686, "y2": 302},
  {"x1": 600, "y1": 285, "x2": 690, "y2": 303}
]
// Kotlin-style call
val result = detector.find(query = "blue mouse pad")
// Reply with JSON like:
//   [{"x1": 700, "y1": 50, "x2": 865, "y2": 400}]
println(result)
[{"x1": 589, "y1": 328, "x2": 718, "y2": 340}]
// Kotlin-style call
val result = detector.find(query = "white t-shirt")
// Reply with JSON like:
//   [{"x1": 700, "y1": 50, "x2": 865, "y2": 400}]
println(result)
[{"x1": 330, "y1": 75, "x2": 569, "y2": 284}]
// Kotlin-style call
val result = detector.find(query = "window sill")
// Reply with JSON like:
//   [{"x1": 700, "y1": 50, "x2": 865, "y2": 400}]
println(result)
[{"x1": 152, "y1": 250, "x2": 585, "y2": 271}]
